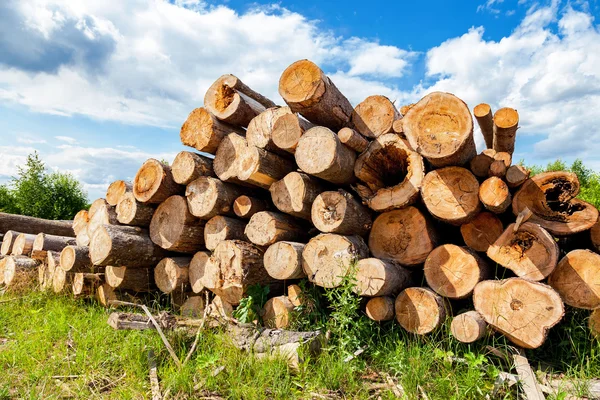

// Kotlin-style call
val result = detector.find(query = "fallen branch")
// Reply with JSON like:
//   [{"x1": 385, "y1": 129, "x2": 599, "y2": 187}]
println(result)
[{"x1": 148, "y1": 349, "x2": 162, "y2": 400}]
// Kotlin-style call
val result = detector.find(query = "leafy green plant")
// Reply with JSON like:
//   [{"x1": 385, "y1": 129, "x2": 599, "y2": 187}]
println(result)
[{"x1": 233, "y1": 284, "x2": 270, "y2": 324}]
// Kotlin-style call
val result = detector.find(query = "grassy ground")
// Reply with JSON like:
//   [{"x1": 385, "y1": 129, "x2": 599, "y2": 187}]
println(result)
[{"x1": 0, "y1": 288, "x2": 599, "y2": 399}]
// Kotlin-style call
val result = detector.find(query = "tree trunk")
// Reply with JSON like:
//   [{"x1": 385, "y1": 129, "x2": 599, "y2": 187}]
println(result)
[
  {"x1": 154, "y1": 257, "x2": 192, "y2": 294},
  {"x1": 73, "y1": 210, "x2": 89, "y2": 236},
  {"x1": 469, "y1": 150, "x2": 496, "y2": 178},
  {"x1": 489, "y1": 160, "x2": 507, "y2": 178},
  {"x1": 365, "y1": 296, "x2": 395, "y2": 322},
  {"x1": 402, "y1": 92, "x2": 476, "y2": 167},
  {"x1": 473, "y1": 278, "x2": 564, "y2": 349},
  {"x1": 246, "y1": 106, "x2": 294, "y2": 154},
  {"x1": 271, "y1": 112, "x2": 314, "y2": 154},
  {"x1": 1, "y1": 230, "x2": 18, "y2": 255},
  {"x1": 96, "y1": 283, "x2": 135, "y2": 307},
  {"x1": 354, "y1": 133, "x2": 425, "y2": 212},
  {"x1": 264, "y1": 241, "x2": 306, "y2": 280},
  {"x1": 186, "y1": 176, "x2": 246, "y2": 219},
  {"x1": 421, "y1": 167, "x2": 481, "y2": 225},
  {"x1": 189, "y1": 251, "x2": 211, "y2": 294},
  {"x1": 295, "y1": 126, "x2": 356, "y2": 184},
  {"x1": 204, "y1": 216, "x2": 246, "y2": 251},
  {"x1": 106, "y1": 180, "x2": 132, "y2": 206},
  {"x1": 171, "y1": 151, "x2": 215, "y2": 185},
  {"x1": 279, "y1": 59, "x2": 353, "y2": 131},
  {"x1": 302, "y1": 234, "x2": 369, "y2": 288},
  {"x1": 90, "y1": 225, "x2": 169, "y2": 268},
  {"x1": 392, "y1": 119, "x2": 404, "y2": 135},
  {"x1": 233, "y1": 195, "x2": 269, "y2": 219},
  {"x1": 72, "y1": 272, "x2": 103, "y2": 297},
  {"x1": 238, "y1": 145, "x2": 296, "y2": 189},
  {"x1": 369, "y1": 207, "x2": 438, "y2": 266},
  {"x1": 451, "y1": 311, "x2": 487, "y2": 343},
  {"x1": 0, "y1": 212, "x2": 74, "y2": 236},
  {"x1": 87, "y1": 199, "x2": 119, "y2": 239},
  {"x1": 493, "y1": 107, "x2": 519, "y2": 154},
  {"x1": 287, "y1": 284, "x2": 303, "y2": 307},
  {"x1": 76, "y1": 230, "x2": 90, "y2": 247},
  {"x1": 512, "y1": 171, "x2": 598, "y2": 236},
  {"x1": 548, "y1": 249, "x2": 600, "y2": 310},
  {"x1": 3, "y1": 256, "x2": 41, "y2": 287},
  {"x1": 424, "y1": 244, "x2": 491, "y2": 299},
  {"x1": 244, "y1": 211, "x2": 308, "y2": 247},
  {"x1": 337, "y1": 127, "x2": 369, "y2": 153},
  {"x1": 106, "y1": 266, "x2": 154, "y2": 292},
  {"x1": 11, "y1": 233, "x2": 37, "y2": 256},
  {"x1": 149, "y1": 195, "x2": 205, "y2": 253},
  {"x1": 354, "y1": 258, "x2": 412, "y2": 297},
  {"x1": 32, "y1": 233, "x2": 76, "y2": 256},
  {"x1": 395, "y1": 287, "x2": 446, "y2": 335},
  {"x1": 180, "y1": 295, "x2": 206, "y2": 318},
  {"x1": 262, "y1": 296, "x2": 295, "y2": 329},
  {"x1": 213, "y1": 133, "x2": 248, "y2": 184},
  {"x1": 506, "y1": 165, "x2": 530, "y2": 189},
  {"x1": 204, "y1": 74, "x2": 276, "y2": 128},
  {"x1": 60, "y1": 245, "x2": 94, "y2": 272},
  {"x1": 590, "y1": 309, "x2": 600, "y2": 339},
  {"x1": 210, "y1": 296, "x2": 234, "y2": 318},
  {"x1": 479, "y1": 177, "x2": 512, "y2": 214},
  {"x1": 52, "y1": 267, "x2": 74, "y2": 294},
  {"x1": 311, "y1": 190, "x2": 372, "y2": 236},
  {"x1": 133, "y1": 159, "x2": 183, "y2": 204},
  {"x1": 180, "y1": 107, "x2": 245, "y2": 154},
  {"x1": 473, "y1": 103, "x2": 494, "y2": 149},
  {"x1": 351, "y1": 95, "x2": 399, "y2": 138},
  {"x1": 270, "y1": 172, "x2": 326, "y2": 220},
  {"x1": 591, "y1": 217, "x2": 600, "y2": 254},
  {"x1": 116, "y1": 192, "x2": 155, "y2": 227},
  {"x1": 460, "y1": 212, "x2": 504, "y2": 253}
]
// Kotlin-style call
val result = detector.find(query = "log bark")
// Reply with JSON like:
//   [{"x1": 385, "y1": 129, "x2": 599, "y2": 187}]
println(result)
[
  {"x1": 369, "y1": 207, "x2": 438, "y2": 266},
  {"x1": 213, "y1": 133, "x2": 247, "y2": 184},
  {"x1": 365, "y1": 296, "x2": 395, "y2": 322},
  {"x1": 189, "y1": 251, "x2": 211, "y2": 294},
  {"x1": 590, "y1": 309, "x2": 600, "y2": 339},
  {"x1": 180, "y1": 107, "x2": 245, "y2": 154},
  {"x1": 87, "y1": 199, "x2": 119, "y2": 239},
  {"x1": 460, "y1": 212, "x2": 504, "y2": 253},
  {"x1": 0, "y1": 212, "x2": 74, "y2": 236},
  {"x1": 548, "y1": 249, "x2": 600, "y2": 310},
  {"x1": 489, "y1": 160, "x2": 507, "y2": 178},
  {"x1": 186, "y1": 176, "x2": 246, "y2": 220},
  {"x1": 424, "y1": 244, "x2": 491, "y2": 299},
  {"x1": 116, "y1": 192, "x2": 155, "y2": 227},
  {"x1": 295, "y1": 126, "x2": 356, "y2": 184},
  {"x1": 402, "y1": 92, "x2": 476, "y2": 167},
  {"x1": 302, "y1": 234, "x2": 369, "y2": 288},
  {"x1": 246, "y1": 106, "x2": 293, "y2": 154},
  {"x1": 337, "y1": 128, "x2": 369, "y2": 153},
  {"x1": 287, "y1": 284, "x2": 303, "y2": 307},
  {"x1": 73, "y1": 210, "x2": 89, "y2": 236},
  {"x1": 506, "y1": 165, "x2": 530, "y2": 189},
  {"x1": 233, "y1": 195, "x2": 269, "y2": 219},
  {"x1": 271, "y1": 112, "x2": 314, "y2": 154},
  {"x1": 106, "y1": 180, "x2": 132, "y2": 206},
  {"x1": 204, "y1": 216, "x2": 246, "y2": 251},
  {"x1": 150, "y1": 195, "x2": 205, "y2": 253},
  {"x1": 72, "y1": 272, "x2": 103, "y2": 297},
  {"x1": 171, "y1": 151, "x2": 215, "y2": 185},
  {"x1": 311, "y1": 190, "x2": 372, "y2": 236},
  {"x1": 354, "y1": 258, "x2": 412, "y2": 297},
  {"x1": 52, "y1": 267, "x2": 74, "y2": 294},
  {"x1": 469, "y1": 151, "x2": 496, "y2": 178},
  {"x1": 133, "y1": 159, "x2": 183, "y2": 204},
  {"x1": 351, "y1": 95, "x2": 400, "y2": 138},
  {"x1": 264, "y1": 241, "x2": 306, "y2": 280},
  {"x1": 106, "y1": 266, "x2": 154, "y2": 292},
  {"x1": 279, "y1": 59, "x2": 353, "y2": 131},
  {"x1": 474, "y1": 103, "x2": 494, "y2": 149},
  {"x1": 180, "y1": 296, "x2": 205, "y2": 318},
  {"x1": 473, "y1": 278, "x2": 564, "y2": 349},
  {"x1": 493, "y1": 107, "x2": 519, "y2": 154},
  {"x1": 270, "y1": 172, "x2": 326, "y2": 220},
  {"x1": 245, "y1": 211, "x2": 308, "y2": 247},
  {"x1": 204, "y1": 74, "x2": 276, "y2": 128},
  {"x1": 395, "y1": 287, "x2": 446, "y2": 335},
  {"x1": 32, "y1": 233, "x2": 76, "y2": 256},
  {"x1": 1, "y1": 230, "x2": 18, "y2": 255},
  {"x1": 479, "y1": 177, "x2": 512, "y2": 214},
  {"x1": 262, "y1": 296, "x2": 295, "y2": 329},
  {"x1": 451, "y1": 311, "x2": 487, "y2": 343},
  {"x1": 3, "y1": 256, "x2": 41, "y2": 287},
  {"x1": 591, "y1": 217, "x2": 600, "y2": 254},
  {"x1": 238, "y1": 145, "x2": 296, "y2": 189},
  {"x1": 512, "y1": 171, "x2": 598, "y2": 236},
  {"x1": 11, "y1": 233, "x2": 37, "y2": 256},
  {"x1": 421, "y1": 167, "x2": 481, "y2": 226}
]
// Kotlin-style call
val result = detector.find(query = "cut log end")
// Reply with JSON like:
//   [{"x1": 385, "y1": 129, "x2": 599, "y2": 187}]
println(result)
[
  {"x1": 395, "y1": 288, "x2": 446, "y2": 335},
  {"x1": 189, "y1": 251, "x2": 211, "y2": 293},
  {"x1": 150, "y1": 195, "x2": 205, "y2": 253},
  {"x1": 365, "y1": 297, "x2": 395, "y2": 322},
  {"x1": 233, "y1": 195, "x2": 269, "y2": 219},
  {"x1": 264, "y1": 241, "x2": 306, "y2": 280},
  {"x1": 270, "y1": 172, "x2": 325, "y2": 220},
  {"x1": 262, "y1": 296, "x2": 295, "y2": 329},
  {"x1": 106, "y1": 180, "x2": 132, "y2": 206},
  {"x1": 506, "y1": 165, "x2": 530, "y2": 189},
  {"x1": 133, "y1": 159, "x2": 181, "y2": 204},
  {"x1": 245, "y1": 211, "x2": 307, "y2": 247},
  {"x1": 460, "y1": 212, "x2": 504, "y2": 253},
  {"x1": 493, "y1": 107, "x2": 519, "y2": 154},
  {"x1": 548, "y1": 249, "x2": 600, "y2": 310},
  {"x1": 473, "y1": 103, "x2": 494, "y2": 149},
  {"x1": 479, "y1": 177, "x2": 511, "y2": 214},
  {"x1": 172, "y1": 151, "x2": 214, "y2": 185},
  {"x1": 204, "y1": 216, "x2": 246, "y2": 251},
  {"x1": 154, "y1": 257, "x2": 191, "y2": 294},
  {"x1": 451, "y1": 311, "x2": 487, "y2": 343},
  {"x1": 354, "y1": 258, "x2": 411, "y2": 297},
  {"x1": 311, "y1": 190, "x2": 372, "y2": 236},
  {"x1": 337, "y1": 128, "x2": 369, "y2": 153},
  {"x1": 351, "y1": 95, "x2": 399, "y2": 138}
]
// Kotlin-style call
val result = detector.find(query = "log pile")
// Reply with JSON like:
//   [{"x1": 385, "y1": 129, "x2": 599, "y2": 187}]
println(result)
[{"x1": 2, "y1": 59, "x2": 600, "y2": 351}]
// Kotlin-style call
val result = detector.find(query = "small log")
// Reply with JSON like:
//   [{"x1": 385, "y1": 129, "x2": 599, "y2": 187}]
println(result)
[
  {"x1": 590, "y1": 309, "x2": 600, "y2": 339},
  {"x1": 395, "y1": 287, "x2": 446, "y2": 334},
  {"x1": 213, "y1": 133, "x2": 247, "y2": 184},
  {"x1": 154, "y1": 257, "x2": 192, "y2": 294},
  {"x1": 506, "y1": 165, "x2": 530, "y2": 189},
  {"x1": 460, "y1": 212, "x2": 504, "y2": 253},
  {"x1": 473, "y1": 278, "x2": 564, "y2": 349},
  {"x1": 479, "y1": 177, "x2": 512, "y2": 214},
  {"x1": 96, "y1": 283, "x2": 133, "y2": 307},
  {"x1": 106, "y1": 180, "x2": 132, "y2": 206},
  {"x1": 270, "y1": 172, "x2": 326, "y2": 220},
  {"x1": 424, "y1": 244, "x2": 491, "y2": 299},
  {"x1": 548, "y1": 249, "x2": 600, "y2": 310},
  {"x1": 41, "y1": 251, "x2": 61, "y2": 290},
  {"x1": 311, "y1": 190, "x2": 370, "y2": 236},
  {"x1": 354, "y1": 133, "x2": 425, "y2": 212},
  {"x1": 392, "y1": 119, "x2": 404, "y2": 134},
  {"x1": 365, "y1": 297, "x2": 395, "y2": 322},
  {"x1": 487, "y1": 222, "x2": 559, "y2": 281},
  {"x1": 287, "y1": 284, "x2": 303, "y2": 307},
  {"x1": 210, "y1": 296, "x2": 234, "y2": 318},
  {"x1": 106, "y1": 266, "x2": 154, "y2": 292},
  {"x1": 11, "y1": 233, "x2": 37, "y2": 256},
  {"x1": 72, "y1": 272, "x2": 103, "y2": 297},
  {"x1": 180, "y1": 295, "x2": 205, "y2": 318},
  {"x1": 171, "y1": 151, "x2": 215, "y2": 185},
  {"x1": 87, "y1": 199, "x2": 119, "y2": 239},
  {"x1": 402, "y1": 92, "x2": 476, "y2": 167},
  {"x1": 369, "y1": 207, "x2": 438, "y2": 266},
  {"x1": 351, "y1": 95, "x2": 399, "y2": 138},
  {"x1": 233, "y1": 195, "x2": 269, "y2": 219},
  {"x1": 488, "y1": 160, "x2": 507, "y2": 178},
  {"x1": 295, "y1": 126, "x2": 356, "y2": 184},
  {"x1": 262, "y1": 296, "x2": 295, "y2": 329},
  {"x1": 493, "y1": 107, "x2": 519, "y2": 154},
  {"x1": 0, "y1": 212, "x2": 74, "y2": 236},
  {"x1": 421, "y1": 167, "x2": 481, "y2": 226},
  {"x1": 0, "y1": 257, "x2": 6, "y2": 285},
  {"x1": 494, "y1": 151, "x2": 512, "y2": 168},
  {"x1": 133, "y1": 159, "x2": 183, "y2": 204},
  {"x1": 354, "y1": 258, "x2": 412, "y2": 297},
  {"x1": 591, "y1": 218, "x2": 600, "y2": 253},
  {"x1": 238, "y1": 145, "x2": 296, "y2": 189},
  {"x1": 150, "y1": 195, "x2": 205, "y2": 253},
  {"x1": 338, "y1": 128, "x2": 369, "y2": 153},
  {"x1": 271, "y1": 112, "x2": 314, "y2": 154},
  {"x1": 1, "y1": 230, "x2": 19, "y2": 255},
  {"x1": 469, "y1": 151, "x2": 496, "y2": 178},
  {"x1": 204, "y1": 216, "x2": 246, "y2": 251},
  {"x1": 60, "y1": 245, "x2": 94, "y2": 272},
  {"x1": 73, "y1": 210, "x2": 89, "y2": 236},
  {"x1": 189, "y1": 251, "x2": 211, "y2": 294},
  {"x1": 473, "y1": 103, "x2": 494, "y2": 149},
  {"x1": 263, "y1": 241, "x2": 306, "y2": 280},
  {"x1": 302, "y1": 234, "x2": 369, "y2": 288},
  {"x1": 204, "y1": 74, "x2": 276, "y2": 128},
  {"x1": 451, "y1": 311, "x2": 487, "y2": 343},
  {"x1": 3, "y1": 256, "x2": 41, "y2": 287},
  {"x1": 279, "y1": 59, "x2": 353, "y2": 131},
  {"x1": 52, "y1": 267, "x2": 74, "y2": 294},
  {"x1": 76, "y1": 230, "x2": 90, "y2": 247},
  {"x1": 32, "y1": 233, "x2": 76, "y2": 255},
  {"x1": 180, "y1": 107, "x2": 245, "y2": 154},
  {"x1": 186, "y1": 176, "x2": 246, "y2": 220},
  {"x1": 245, "y1": 211, "x2": 308, "y2": 247},
  {"x1": 116, "y1": 192, "x2": 155, "y2": 227},
  {"x1": 246, "y1": 106, "x2": 293, "y2": 154}
]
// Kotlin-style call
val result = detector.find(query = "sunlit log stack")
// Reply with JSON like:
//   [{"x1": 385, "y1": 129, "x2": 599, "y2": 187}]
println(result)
[{"x1": 1, "y1": 59, "x2": 600, "y2": 351}]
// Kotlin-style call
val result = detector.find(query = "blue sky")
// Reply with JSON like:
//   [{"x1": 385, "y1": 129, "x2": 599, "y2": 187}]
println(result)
[{"x1": 0, "y1": 0, "x2": 599, "y2": 200}]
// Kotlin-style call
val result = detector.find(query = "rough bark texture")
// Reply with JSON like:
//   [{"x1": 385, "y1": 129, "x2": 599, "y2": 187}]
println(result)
[
  {"x1": 548, "y1": 249, "x2": 600, "y2": 310},
  {"x1": 474, "y1": 103, "x2": 494, "y2": 149},
  {"x1": 460, "y1": 212, "x2": 504, "y2": 253},
  {"x1": 11, "y1": 233, "x2": 37, "y2": 256},
  {"x1": 180, "y1": 107, "x2": 245, "y2": 154},
  {"x1": 493, "y1": 107, "x2": 519, "y2": 154},
  {"x1": 262, "y1": 296, "x2": 295, "y2": 329},
  {"x1": 171, "y1": 151, "x2": 215, "y2": 185},
  {"x1": 311, "y1": 190, "x2": 372, "y2": 236},
  {"x1": 116, "y1": 192, "x2": 155, "y2": 227},
  {"x1": 395, "y1": 287, "x2": 446, "y2": 335},
  {"x1": 0, "y1": 212, "x2": 74, "y2": 236},
  {"x1": 150, "y1": 195, "x2": 205, "y2": 253},
  {"x1": 73, "y1": 210, "x2": 89, "y2": 236},
  {"x1": 351, "y1": 95, "x2": 399, "y2": 138},
  {"x1": 506, "y1": 165, "x2": 530, "y2": 189},
  {"x1": 354, "y1": 258, "x2": 412, "y2": 297},
  {"x1": 186, "y1": 176, "x2": 247, "y2": 220},
  {"x1": 233, "y1": 196, "x2": 269, "y2": 219},
  {"x1": 489, "y1": 160, "x2": 507, "y2": 178},
  {"x1": 271, "y1": 113, "x2": 314, "y2": 154},
  {"x1": 189, "y1": 251, "x2": 210, "y2": 294},
  {"x1": 106, "y1": 180, "x2": 132, "y2": 206},
  {"x1": 60, "y1": 245, "x2": 93, "y2": 272},
  {"x1": 32, "y1": 233, "x2": 76, "y2": 255},
  {"x1": 245, "y1": 211, "x2": 308, "y2": 247},
  {"x1": 337, "y1": 127, "x2": 369, "y2": 153},
  {"x1": 451, "y1": 311, "x2": 487, "y2": 343},
  {"x1": 106, "y1": 266, "x2": 154, "y2": 292},
  {"x1": 270, "y1": 172, "x2": 326, "y2": 220},
  {"x1": 469, "y1": 151, "x2": 496, "y2": 178},
  {"x1": 133, "y1": 159, "x2": 183, "y2": 204},
  {"x1": 264, "y1": 241, "x2": 306, "y2": 280},
  {"x1": 154, "y1": 257, "x2": 191, "y2": 294},
  {"x1": 204, "y1": 216, "x2": 246, "y2": 251},
  {"x1": 238, "y1": 145, "x2": 296, "y2": 189},
  {"x1": 365, "y1": 296, "x2": 395, "y2": 322},
  {"x1": 479, "y1": 177, "x2": 512, "y2": 214}
]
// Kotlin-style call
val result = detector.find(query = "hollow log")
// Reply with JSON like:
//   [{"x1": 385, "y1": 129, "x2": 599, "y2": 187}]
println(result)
[
  {"x1": 238, "y1": 145, "x2": 296, "y2": 189},
  {"x1": 263, "y1": 296, "x2": 295, "y2": 329},
  {"x1": 271, "y1": 113, "x2": 314, "y2": 154},
  {"x1": 87, "y1": 199, "x2": 119, "y2": 239},
  {"x1": 469, "y1": 151, "x2": 496, "y2": 178},
  {"x1": 116, "y1": 192, "x2": 155, "y2": 227},
  {"x1": 473, "y1": 278, "x2": 564, "y2": 349},
  {"x1": 32, "y1": 233, "x2": 76, "y2": 257},
  {"x1": 72, "y1": 272, "x2": 103, "y2": 297},
  {"x1": 204, "y1": 216, "x2": 246, "y2": 251},
  {"x1": 493, "y1": 107, "x2": 519, "y2": 154},
  {"x1": 590, "y1": 309, "x2": 600, "y2": 339},
  {"x1": 365, "y1": 297, "x2": 395, "y2": 322},
  {"x1": 189, "y1": 251, "x2": 210, "y2": 294},
  {"x1": 302, "y1": 234, "x2": 369, "y2": 288},
  {"x1": 424, "y1": 244, "x2": 491, "y2": 299},
  {"x1": 354, "y1": 258, "x2": 412, "y2": 297},
  {"x1": 264, "y1": 241, "x2": 306, "y2": 280},
  {"x1": 3, "y1": 256, "x2": 41, "y2": 287},
  {"x1": 213, "y1": 133, "x2": 248, "y2": 184},
  {"x1": 548, "y1": 249, "x2": 600, "y2": 310},
  {"x1": 73, "y1": 210, "x2": 89, "y2": 236},
  {"x1": 479, "y1": 177, "x2": 512, "y2": 214},
  {"x1": 106, "y1": 266, "x2": 154, "y2": 292},
  {"x1": 460, "y1": 212, "x2": 504, "y2": 253},
  {"x1": 186, "y1": 176, "x2": 247, "y2": 220},
  {"x1": 337, "y1": 128, "x2": 369, "y2": 153},
  {"x1": 506, "y1": 165, "x2": 530, "y2": 189},
  {"x1": 402, "y1": 92, "x2": 476, "y2": 167},
  {"x1": 180, "y1": 107, "x2": 245, "y2": 154},
  {"x1": 311, "y1": 190, "x2": 372, "y2": 236},
  {"x1": 0, "y1": 212, "x2": 74, "y2": 236},
  {"x1": 11, "y1": 233, "x2": 37, "y2": 256},
  {"x1": 180, "y1": 295, "x2": 205, "y2": 318},
  {"x1": 351, "y1": 95, "x2": 399, "y2": 138},
  {"x1": 150, "y1": 195, "x2": 205, "y2": 253},
  {"x1": 270, "y1": 172, "x2": 326, "y2": 220},
  {"x1": 52, "y1": 267, "x2": 74, "y2": 294},
  {"x1": 172, "y1": 151, "x2": 215, "y2": 185},
  {"x1": 473, "y1": 103, "x2": 494, "y2": 149},
  {"x1": 369, "y1": 207, "x2": 438, "y2": 266},
  {"x1": 395, "y1": 287, "x2": 446, "y2": 335},
  {"x1": 489, "y1": 160, "x2": 507, "y2": 178},
  {"x1": 421, "y1": 167, "x2": 481, "y2": 226},
  {"x1": 451, "y1": 311, "x2": 487, "y2": 343},
  {"x1": 512, "y1": 171, "x2": 598, "y2": 236},
  {"x1": 287, "y1": 284, "x2": 303, "y2": 307},
  {"x1": 279, "y1": 59, "x2": 353, "y2": 131},
  {"x1": 1, "y1": 230, "x2": 19, "y2": 255},
  {"x1": 106, "y1": 180, "x2": 132, "y2": 206},
  {"x1": 133, "y1": 159, "x2": 183, "y2": 204},
  {"x1": 246, "y1": 106, "x2": 293, "y2": 154},
  {"x1": 295, "y1": 126, "x2": 356, "y2": 184},
  {"x1": 233, "y1": 195, "x2": 269, "y2": 219}
]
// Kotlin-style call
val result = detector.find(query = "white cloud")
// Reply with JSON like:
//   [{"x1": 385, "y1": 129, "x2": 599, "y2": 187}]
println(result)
[
  {"x1": 0, "y1": 145, "x2": 36, "y2": 180},
  {"x1": 477, "y1": 0, "x2": 505, "y2": 14},
  {"x1": 54, "y1": 135, "x2": 78, "y2": 144},
  {"x1": 16, "y1": 135, "x2": 47, "y2": 144}
]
